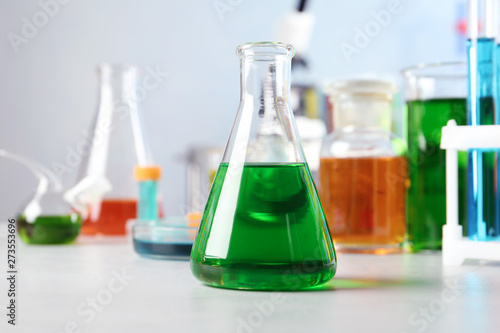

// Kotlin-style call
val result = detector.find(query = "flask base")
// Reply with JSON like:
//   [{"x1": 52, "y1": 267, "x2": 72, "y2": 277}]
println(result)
[{"x1": 191, "y1": 260, "x2": 336, "y2": 291}]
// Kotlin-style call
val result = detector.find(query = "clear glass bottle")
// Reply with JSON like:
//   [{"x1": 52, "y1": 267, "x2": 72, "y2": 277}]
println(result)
[
  {"x1": 65, "y1": 64, "x2": 152, "y2": 236},
  {"x1": 190, "y1": 42, "x2": 336, "y2": 290},
  {"x1": 319, "y1": 80, "x2": 407, "y2": 254}
]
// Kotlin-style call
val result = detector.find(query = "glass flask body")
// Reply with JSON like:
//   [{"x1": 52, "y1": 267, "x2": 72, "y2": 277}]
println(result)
[
  {"x1": 0, "y1": 150, "x2": 81, "y2": 245},
  {"x1": 402, "y1": 63, "x2": 468, "y2": 250},
  {"x1": 319, "y1": 80, "x2": 407, "y2": 254},
  {"x1": 190, "y1": 43, "x2": 336, "y2": 290},
  {"x1": 66, "y1": 64, "x2": 156, "y2": 236},
  {"x1": 17, "y1": 192, "x2": 81, "y2": 245}
]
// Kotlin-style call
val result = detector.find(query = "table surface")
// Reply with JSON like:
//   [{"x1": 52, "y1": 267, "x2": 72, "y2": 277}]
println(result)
[{"x1": 1, "y1": 236, "x2": 499, "y2": 333}]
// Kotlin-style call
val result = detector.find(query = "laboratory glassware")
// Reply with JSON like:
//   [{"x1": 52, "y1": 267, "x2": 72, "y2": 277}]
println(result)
[
  {"x1": 190, "y1": 42, "x2": 336, "y2": 290},
  {"x1": 65, "y1": 63, "x2": 157, "y2": 236},
  {"x1": 319, "y1": 80, "x2": 407, "y2": 254},
  {"x1": 133, "y1": 217, "x2": 197, "y2": 260},
  {"x1": 184, "y1": 146, "x2": 224, "y2": 220},
  {"x1": 402, "y1": 62, "x2": 468, "y2": 250},
  {"x1": 466, "y1": 0, "x2": 499, "y2": 240},
  {"x1": 132, "y1": 165, "x2": 192, "y2": 260},
  {"x1": 134, "y1": 165, "x2": 161, "y2": 221},
  {"x1": 1, "y1": 150, "x2": 81, "y2": 244}
]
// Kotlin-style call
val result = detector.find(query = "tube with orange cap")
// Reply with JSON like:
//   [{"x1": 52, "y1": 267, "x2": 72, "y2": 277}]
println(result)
[{"x1": 134, "y1": 165, "x2": 162, "y2": 221}]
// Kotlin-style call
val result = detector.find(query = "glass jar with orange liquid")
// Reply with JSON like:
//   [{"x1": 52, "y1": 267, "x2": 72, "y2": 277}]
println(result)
[{"x1": 319, "y1": 80, "x2": 407, "y2": 254}]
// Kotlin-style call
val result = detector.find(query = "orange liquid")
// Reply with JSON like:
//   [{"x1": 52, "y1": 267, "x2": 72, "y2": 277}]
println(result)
[
  {"x1": 319, "y1": 157, "x2": 407, "y2": 253},
  {"x1": 81, "y1": 199, "x2": 137, "y2": 236}
]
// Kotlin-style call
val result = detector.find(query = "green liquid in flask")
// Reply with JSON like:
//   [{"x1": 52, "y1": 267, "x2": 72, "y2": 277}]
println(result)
[
  {"x1": 17, "y1": 215, "x2": 82, "y2": 245},
  {"x1": 191, "y1": 163, "x2": 336, "y2": 290}
]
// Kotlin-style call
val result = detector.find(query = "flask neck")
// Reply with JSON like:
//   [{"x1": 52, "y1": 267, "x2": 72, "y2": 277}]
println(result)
[
  {"x1": 97, "y1": 64, "x2": 139, "y2": 102},
  {"x1": 239, "y1": 56, "x2": 291, "y2": 110}
]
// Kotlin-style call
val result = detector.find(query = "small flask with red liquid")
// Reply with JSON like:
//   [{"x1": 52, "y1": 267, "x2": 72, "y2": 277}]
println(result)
[{"x1": 65, "y1": 63, "x2": 159, "y2": 236}]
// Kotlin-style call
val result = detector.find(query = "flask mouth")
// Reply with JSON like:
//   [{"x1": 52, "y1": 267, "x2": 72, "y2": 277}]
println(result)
[
  {"x1": 237, "y1": 42, "x2": 295, "y2": 60},
  {"x1": 96, "y1": 63, "x2": 140, "y2": 78},
  {"x1": 401, "y1": 61, "x2": 466, "y2": 79}
]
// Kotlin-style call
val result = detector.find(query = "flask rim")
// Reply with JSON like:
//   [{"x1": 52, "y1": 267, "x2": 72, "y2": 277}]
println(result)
[
  {"x1": 96, "y1": 63, "x2": 140, "y2": 75},
  {"x1": 236, "y1": 42, "x2": 295, "y2": 59},
  {"x1": 325, "y1": 79, "x2": 397, "y2": 101},
  {"x1": 401, "y1": 61, "x2": 466, "y2": 79}
]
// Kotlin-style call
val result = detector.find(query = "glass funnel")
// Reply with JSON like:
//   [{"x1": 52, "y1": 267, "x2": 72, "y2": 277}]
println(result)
[
  {"x1": 0, "y1": 150, "x2": 81, "y2": 244},
  {"x1": 190, "y1": 42, "x2": 336, "y2": 290}
]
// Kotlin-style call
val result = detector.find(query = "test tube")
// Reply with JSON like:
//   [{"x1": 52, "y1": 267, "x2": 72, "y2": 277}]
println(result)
[{"x1": 466, "y1": 0, "x2": 499, "y2": 240}]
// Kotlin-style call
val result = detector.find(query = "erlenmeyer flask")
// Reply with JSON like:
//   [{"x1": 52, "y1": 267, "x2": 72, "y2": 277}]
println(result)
[
  {"x1": 0, "y1": 150, "x2": 81, "y2": 244},
  {"x1": 65, "y1": 63, "x2": 154, "y2": 236},
  {"x1": 191, "y1": 42, "x2": 336, "y2": 290}
]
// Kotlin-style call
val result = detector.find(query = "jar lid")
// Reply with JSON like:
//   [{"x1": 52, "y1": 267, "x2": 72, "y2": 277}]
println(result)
[{"x1": 325, "y1": 80, "x2": 397, "y2": 100}]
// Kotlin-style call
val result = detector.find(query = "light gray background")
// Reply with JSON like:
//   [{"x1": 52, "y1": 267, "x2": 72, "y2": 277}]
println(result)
[{"x1": 0, "y1": 0, "x2": 465, "y2": 218}]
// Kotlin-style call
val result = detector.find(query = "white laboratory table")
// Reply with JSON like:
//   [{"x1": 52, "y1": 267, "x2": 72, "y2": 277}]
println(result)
[{"x1": 1, "y1": 236, "x2": 499, "y2": 333}]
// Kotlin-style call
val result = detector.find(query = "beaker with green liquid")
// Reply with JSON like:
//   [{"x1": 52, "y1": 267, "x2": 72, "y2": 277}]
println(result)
[
  {"x1": 190, "y1": 42, "x2": 336, "y2": 290},
  {"x1": 402, "y1": 62, "x2": 468, "y2": 251}
]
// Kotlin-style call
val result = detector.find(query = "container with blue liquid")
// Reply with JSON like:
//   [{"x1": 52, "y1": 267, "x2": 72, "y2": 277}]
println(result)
[
  {"x1": 466, "y1": 0, "x2": 500, "y2": 240},
  {"x1": 132, "y1": 165, "x2": 198, "y2": 259}
]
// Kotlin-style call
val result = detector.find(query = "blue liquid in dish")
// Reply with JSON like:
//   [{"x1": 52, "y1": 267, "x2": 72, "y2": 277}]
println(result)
[{"x1": 133, "y1": 239, "x2": 192, "y2": 259}]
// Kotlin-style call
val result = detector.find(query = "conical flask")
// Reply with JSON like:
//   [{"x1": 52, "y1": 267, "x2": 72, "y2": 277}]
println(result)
[
  {"x1": 65, "y1": 63, "x2": 156, "y2": 236},
  {"x1": 191, "y1": 42, "x2": 336, "y2": 290}
]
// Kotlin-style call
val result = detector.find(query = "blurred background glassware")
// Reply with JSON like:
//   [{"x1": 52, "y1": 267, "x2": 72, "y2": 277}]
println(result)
[
  {"x1": 65, "y1": 63, "x2": 162, "y2": 236},
  {"x1": 1, "y1": 150, "x2": 81, "y2": 245},
  {"x1": 132, "y1": 217, "x2": 197, "y2": 260},
  {"x1": 184, "y1": 146, "x2": 224, "y2": 221},
  {"x1": 402, "y1": 62, "x2": 468, "y2": 250},
  {"x1": 319, "y1": 80, "x2": 407, "y2": 254},
  {"x1": 466, "y1": 0, "x2": 499, "y2": 241},
  {"x1": 274, "y1": 0, "x2": 328, "y2": 181}
]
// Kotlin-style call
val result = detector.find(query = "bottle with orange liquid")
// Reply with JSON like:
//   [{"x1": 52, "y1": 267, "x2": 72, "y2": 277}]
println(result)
[
  {"x1": 319, "y1": 80, "x2": 407, "y2": 254},
  {"x1": 65, "y1": 63, "x2": 160, "y2": 236}
]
